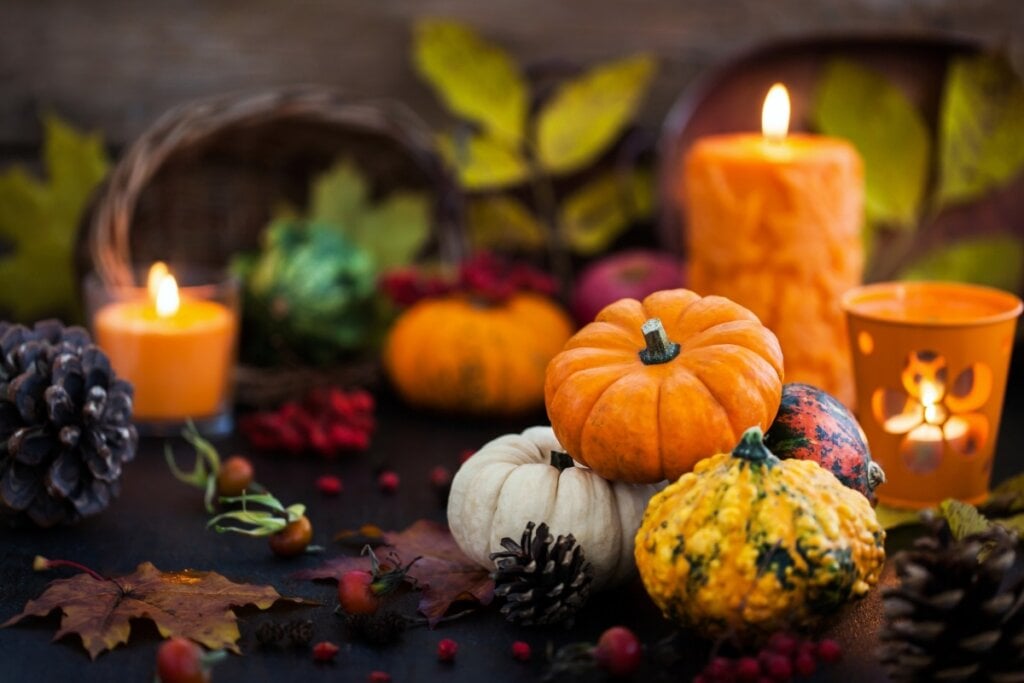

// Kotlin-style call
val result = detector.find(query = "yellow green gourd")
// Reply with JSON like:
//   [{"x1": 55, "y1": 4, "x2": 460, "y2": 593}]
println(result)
[{"x1": 634, "y1": 426, "x2": 885, "y2": 639}]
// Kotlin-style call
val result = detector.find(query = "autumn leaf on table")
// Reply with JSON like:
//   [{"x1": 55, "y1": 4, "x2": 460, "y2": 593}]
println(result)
[
  {"x1": 0, "y1": 115, "x2": 109, "y2": 322},
  {"x1": 3, "y1": 561, "x2": 313, "y2": 659},
  {"x1": 294, "y1": 519, "x2": 494, "y2": 626}
]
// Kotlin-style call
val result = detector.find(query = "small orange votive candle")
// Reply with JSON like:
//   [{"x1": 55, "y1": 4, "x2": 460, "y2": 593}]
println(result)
[
  {"x1": 682, "y1": 83, "x2": 864, "y2": 407},
  {"x1": 843, "y1": 281, "x2": 1022, "y2": 508},
  {"x1": 88, "y1": 263, "x2": 239, "y2": 432}
]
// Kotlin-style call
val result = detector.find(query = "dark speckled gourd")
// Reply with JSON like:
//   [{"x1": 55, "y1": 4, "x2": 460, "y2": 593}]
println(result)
[
  {"x1": 634, "y1": 427, "x2": 885, "y2": 640},
  {"x1": 765, "y1": 383, "x2": 884, "y2": 501}
]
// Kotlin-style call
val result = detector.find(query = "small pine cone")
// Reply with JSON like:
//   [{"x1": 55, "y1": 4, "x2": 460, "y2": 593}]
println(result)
[
  {"x1": 490, "y1": 521, "x2": 593, "y2": 627},
  {"x1": 255, "y1": 621, "x2": 287, "y2": 647},
  {"x1": 285, "y1": 619, "x2": 314, "y2": 646},
  {"x1": 0, "y1": 320, "x2": 138, "y2": 527},
  {"x1": 344, "y1": 611, "x2": 407, "y2": 646},
  {"x1": 878, "y1": 516, "x2": 1024, "y2": 682}
]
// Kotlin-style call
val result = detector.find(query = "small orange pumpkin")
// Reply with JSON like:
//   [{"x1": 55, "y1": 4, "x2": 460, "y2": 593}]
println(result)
[
  {"x1": 385, "y1": 292, "x2": 574, "y2": 415},
  {"x1": 544, "y1": 289, "x2": 784, "y2": 482}
]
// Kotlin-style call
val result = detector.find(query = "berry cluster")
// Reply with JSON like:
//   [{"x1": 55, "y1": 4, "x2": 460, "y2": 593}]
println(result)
[
  {"x1": 694, "y1": 633, "x2": 843, "y2": 683},
  {"x1": 240, "y1": 387, "x2": 375, "y2": 457},
  {"x1": 380, "y1": 253, "x2": 558, "y2": 307}
]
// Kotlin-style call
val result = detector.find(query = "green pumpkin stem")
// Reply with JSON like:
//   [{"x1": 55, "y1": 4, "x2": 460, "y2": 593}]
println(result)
[
  {"x1": 550, "y1": 451, "x2": 575, "y2": 472},
  {"x1": 731, "y1": 427, "x2": 778, "y2": 463},
  {"x1": 638, "y1": 318, "x2": 681, "y2": 365}
]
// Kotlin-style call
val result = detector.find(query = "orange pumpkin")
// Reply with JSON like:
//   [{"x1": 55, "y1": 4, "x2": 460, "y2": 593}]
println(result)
[
  {"x1": 544, "y1": 289, "x2": 784, "y2": 482},
  {"x1": 385, "y1": 293, "x2": 574, "y2": 415}
]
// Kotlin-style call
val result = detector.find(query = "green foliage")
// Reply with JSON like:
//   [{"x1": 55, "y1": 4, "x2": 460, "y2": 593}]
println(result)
[
  {"x1": 235, "y1": 160, "x2": 430, "y2": 365},
  {"x1": 899, "y1": 235, "x2": 1024, "y2": 291},
  {"x1": 939, "y1": 499, "x2": 993, "y2": 540},
  {"x1": 412, "y1": 18, "x2": 656, "y2": 259},
  {"x1": 937, "y1": 53, "x2": 1024, "y2": 208},
  {"x1": 0, "y1": 115, "x2": 109, "y2": 322},
  {"x1": 874, "y1": 504, "x2": 923, "y2": 531},
  {"x1": 813, "y1": 59, "x2": 930, "y2": 230}
]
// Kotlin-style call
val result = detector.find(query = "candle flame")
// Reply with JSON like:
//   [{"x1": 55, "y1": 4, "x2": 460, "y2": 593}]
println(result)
[
  {"x1": 146, "y1": 261, "x2": 169, "y2": 300},
  {"x1": 761, "y1": 83, "x2": 790, "y2": 143},
  {"x1": 155, "y1": 274, "x2": 180, "y2": 318},
  {"x1": 919, "y1": 379, "x2": 941, "y2": 408}
]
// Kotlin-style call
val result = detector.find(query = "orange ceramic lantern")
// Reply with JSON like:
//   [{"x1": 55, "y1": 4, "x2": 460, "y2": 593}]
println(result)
[
  {"x1": 682, "y1": 84, "x2": 864, "y2": 407},
  {"x1": 843, "y1": 281, "x2": 1022, "y2": 508}
]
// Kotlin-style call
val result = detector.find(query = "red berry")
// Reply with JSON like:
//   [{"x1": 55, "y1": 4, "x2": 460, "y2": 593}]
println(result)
[
  {"x1": 369, "y1": 673, "x2": 391, "y2": 683},
  {"x1": 430, "y1": 466, "x2": 451, "y2": 489},
  {"x1": 267, "y1": 515, "x2": 313, "y2": 557},
  {"x1": 816, "y1": 639, "x2": 842, "y2": 664},
  {"x1": 763, "y1": 654, "x2": 792, "y2": 681},
  {"x1": 767, "y1": 632, "x2": 798, "y2": 656},
  {"x1": 794, "y1": 652, "x2": 816, "y2": 677},
  {"x1": 338, "y1": 570, "x2": 380, "y2": 615},
  {"x1": 706, "y1": 656, "x2": 735, "y2": 680},
  {"x1": 312, "y1": 641, "x2": 339, "y2": 662},
  {"x1": 216, "y1": 455, "x2": 254, "y2": 497},
  {"x1": 511, "y1": 641, "x2": 531, "y2": 661},
  {"x1": 156, "y1": 637, "x2": 208, "y2": 683},
  {"x1": 593, "y1": 626, "x2": 642, "y2": 677},
  {"x1": 437, "y1": 638, "x2": 458, "y2": 662},
  {"x1": 316, "y1": 475, "x2": 343, "y2": 496},
  {"x1": 736, "y1": 656, "x2": 761, "y2": 681},
  {"x1": 378, "y1": 471, "x2": 399, "y2": 494}
]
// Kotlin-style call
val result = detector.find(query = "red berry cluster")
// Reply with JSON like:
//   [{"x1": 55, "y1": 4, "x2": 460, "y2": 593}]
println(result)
[
  {"x1": 694, "y1": 633, "x2": 843, "y2": 683},
  {"x1": 240, "y1": 388, "x2": 375, "y2": 457},
  {"x1": 379, "y1": 253, "x2": 558, "y2": 307}
]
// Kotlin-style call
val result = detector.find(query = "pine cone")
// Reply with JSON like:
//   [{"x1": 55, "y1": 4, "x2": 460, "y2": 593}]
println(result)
[
  {"x1": 490, "y1": 521, "x2": 593, "y2": 627},
  {"x1": 878, "y1": 516, "x2": 1024, "y2": 682},
  {"x1": 0, "y1": 320, "x2": 137, "y2": 527}
]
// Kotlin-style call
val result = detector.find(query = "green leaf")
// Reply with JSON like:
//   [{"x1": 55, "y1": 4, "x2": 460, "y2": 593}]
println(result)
[
  {"x1": 898, "y1": 235, "x2": 1024, "y2": 291},
  {"x1": 350, "y1": 192, "x2": 431, "y2": 271},
  {"x1": 812, "y1": 59, "x2": 930, "y2": 229},
  {"x1": 466, "y1": 195, "x2": 547, "y2": 251},
  {"x1": 0, "y1": 115, "x2": 109, "y2": 321},
  {"x1": 873, "y1": 503, "x2": 925, "y2": 531},
  {"x1": 309, "y1": 160, "x2": 369, "y2": 227},
  {"x1": 559, "y1": 168, "x2": 654, "y2": 255},
  {"x1": 939, "y1": 499, "x2": 992, "y2": 540},
  {"x1": 412, "y1": 19, "x2": 528, "y2": 143},
  {"x1": 437, "y1": 131, "x2": 529, "y2": 190},
  {"x1": 535, "y1": 55, "x2": 656, "y2": 176},
  {"x1": 936, "y1": 53, "x2": 1024, "y2": 208}
]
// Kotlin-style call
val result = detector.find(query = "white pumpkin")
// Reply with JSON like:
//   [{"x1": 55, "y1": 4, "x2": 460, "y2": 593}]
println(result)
[{"x1": 447, "y1": 426, "x2": 661, "y2": 589}]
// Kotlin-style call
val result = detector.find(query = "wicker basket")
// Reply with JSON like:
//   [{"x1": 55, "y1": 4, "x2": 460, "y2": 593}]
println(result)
[{"x1": 80, "y1": 86, "x2": 465, "y2": 407}]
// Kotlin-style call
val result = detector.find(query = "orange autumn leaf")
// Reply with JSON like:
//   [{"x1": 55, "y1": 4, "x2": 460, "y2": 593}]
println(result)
[{"x1": 2, "y1": 561, "x2": 314, "y2": 659}]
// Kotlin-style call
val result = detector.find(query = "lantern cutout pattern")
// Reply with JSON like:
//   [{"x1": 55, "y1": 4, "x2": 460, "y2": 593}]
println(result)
[{"x1": 871, "y1": 350, "x2": 991, "y2": 475}]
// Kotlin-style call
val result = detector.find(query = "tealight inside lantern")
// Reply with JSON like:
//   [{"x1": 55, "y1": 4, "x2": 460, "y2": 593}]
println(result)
[
  {"x1": 85, "y1": 263, "x2": 240, "y2": 435},
  {"x1": 844, "y1": 281, "x2": 1022, "y2": 508}
]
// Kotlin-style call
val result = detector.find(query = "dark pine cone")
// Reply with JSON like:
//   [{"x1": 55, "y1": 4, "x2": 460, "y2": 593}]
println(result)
[
  {"x1": 490, "y1": 521, "x2": 593, "y2": 627},
  {"x1": 879, "y1": 516, "x2": 1024, "y2": 682},
  {"x1": 0, "y1": 320, "x2": 137, "y2": 527}
]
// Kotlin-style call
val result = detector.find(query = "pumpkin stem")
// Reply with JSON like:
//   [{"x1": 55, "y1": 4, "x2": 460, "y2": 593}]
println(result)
[
  {"x1": 550, "y1": 451, "x2": 575, "y2": 472},
  {"x1": 731, "y1": 427, "x2": 778, "y2": 463},
  {"x1": 638, "y1": 318, "x2": 681, "y2": 365},
  {"x1": 867, "y1": 461, "x2": 886, "y2": 490}
]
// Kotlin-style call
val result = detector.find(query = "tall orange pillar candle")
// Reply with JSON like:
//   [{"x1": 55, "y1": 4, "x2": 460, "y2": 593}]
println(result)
[
  {"x1": 94, "y1": 264, "x2": 237, "y2": 420},
  {"x1": 682, "y1": 84, "x2": 864, "y2": 407}
]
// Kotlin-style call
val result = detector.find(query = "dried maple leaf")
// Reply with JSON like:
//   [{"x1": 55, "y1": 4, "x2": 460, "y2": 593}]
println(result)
[
  {"x1": 3, "y1": 561, "x2": 313, "y2": 659},
  {"x1": 295, "y1": 519, "x2": 494, "y2": 626}
]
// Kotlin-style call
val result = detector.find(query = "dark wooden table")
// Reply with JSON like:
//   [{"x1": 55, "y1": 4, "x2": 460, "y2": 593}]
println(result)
[{"x1": 2, "y1": 347, "x2": 1022, "y2": 683}]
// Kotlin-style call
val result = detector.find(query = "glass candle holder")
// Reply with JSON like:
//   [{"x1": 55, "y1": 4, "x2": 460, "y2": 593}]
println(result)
[
  {"x1": 84, "y1": 266, "x2": 240, "y2": 436},
  {"x1": 843, "y1": 281, "x2": 1022, "y2": 508}
]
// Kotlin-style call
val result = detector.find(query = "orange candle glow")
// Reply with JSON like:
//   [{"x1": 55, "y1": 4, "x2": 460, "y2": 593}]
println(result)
[
  {"x1": 682, "y1": 83, "x2": 864, "y2": 407},
  {"x1": 94, "y1": 263, "x2": 237, "y2": 420}
]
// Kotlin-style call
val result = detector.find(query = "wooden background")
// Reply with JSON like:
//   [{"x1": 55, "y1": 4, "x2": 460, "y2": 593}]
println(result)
[{"x1": 1, "y1": 0, "x2": 1022, "y2": 154}]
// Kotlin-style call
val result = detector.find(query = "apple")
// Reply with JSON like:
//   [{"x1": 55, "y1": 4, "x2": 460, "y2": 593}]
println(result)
[{"x1": 572, "y1": 249, "x2": 685, "y2": 325}]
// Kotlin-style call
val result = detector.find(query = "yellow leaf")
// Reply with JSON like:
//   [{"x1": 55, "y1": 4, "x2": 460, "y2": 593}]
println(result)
[
  {"x1": 437, "y1": 131, "x2": 529, "y2": 190},
  {"x1": 467, "y1": 195, "x2": 547, "y2": 251},
  {"x1": 413, "y1": 19, "x2": 528, "y2": 143},
  {"x1": 535, "y1": 55, "x2": 656, "y2": 175},
  {"x1": 559, "y1": 168, "x2": 654, "y2": 255}
]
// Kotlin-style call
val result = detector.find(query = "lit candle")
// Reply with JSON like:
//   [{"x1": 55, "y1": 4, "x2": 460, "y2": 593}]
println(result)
[
  {"x1": 682, "y1": 83, "x2": 864, "y2": 407},
  {"x1": 94, "y1": 263, "x2": 238, "y2": 421}
]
